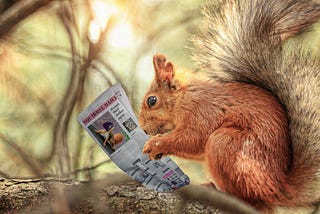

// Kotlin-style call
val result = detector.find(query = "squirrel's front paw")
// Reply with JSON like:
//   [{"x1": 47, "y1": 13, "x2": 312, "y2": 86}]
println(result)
[{"x1": 143, "y1": 137, "x2": 168, "y2": 160}]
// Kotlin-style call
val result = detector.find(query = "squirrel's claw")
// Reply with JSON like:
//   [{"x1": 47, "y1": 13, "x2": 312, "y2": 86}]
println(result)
[
  {"x1": 154, "y1": 153, "x2": 164, "y2": 160},
  {"x1": 143, "y1": 137, "x2": 167, "y2": 160}
]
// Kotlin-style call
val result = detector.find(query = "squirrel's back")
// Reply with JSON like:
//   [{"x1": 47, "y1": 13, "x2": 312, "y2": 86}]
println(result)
[{"x1": 192, "y1": 0, "x2": 320, "y2": 206}]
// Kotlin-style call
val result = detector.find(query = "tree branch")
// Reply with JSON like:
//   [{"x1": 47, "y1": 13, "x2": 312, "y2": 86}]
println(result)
[
  {"x1": 0, "y1": 0, "x2": 54, "y2": 38},
  {"x1": 72, "y1": 159, "x2": 112, "y2": 176},
  {"x1": 53, "y1": 2, "x2": 80, "y2": 176},
  {"x1": 0, "y1": 131, "x2": 42, "y2": 177},
  {"x1": 0, "y1": 171, "x2": 10, "y2": 178},
  {"x1": 0, "y1": 174, "x2": 263, "y2": 214},
  {"x1": 178, "y1": 185, "x2": 259, "y2": 214}
]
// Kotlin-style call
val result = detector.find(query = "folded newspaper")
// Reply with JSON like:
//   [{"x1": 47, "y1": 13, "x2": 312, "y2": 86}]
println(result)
[{"x1": 78, "y1": 83, "x2": 190, "y2": 192}]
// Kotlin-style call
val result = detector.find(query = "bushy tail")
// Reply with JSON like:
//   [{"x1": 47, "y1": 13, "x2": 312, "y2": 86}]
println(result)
[{"x1": 192, "y1": 0, "x2": 320, "y2": 206}]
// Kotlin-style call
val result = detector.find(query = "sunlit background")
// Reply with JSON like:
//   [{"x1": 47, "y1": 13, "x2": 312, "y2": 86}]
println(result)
[
  {"x1": 0, "y1": 0, "x2": 206, "y2": 183},
  {"x1": 0, "y1": 0, "x2": 319, "y2": 184}
]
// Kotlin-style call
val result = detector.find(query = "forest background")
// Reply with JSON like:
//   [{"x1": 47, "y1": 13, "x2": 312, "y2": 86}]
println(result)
[{"x1": 0, "y1": 0, "x2": 319, "y2": 213}]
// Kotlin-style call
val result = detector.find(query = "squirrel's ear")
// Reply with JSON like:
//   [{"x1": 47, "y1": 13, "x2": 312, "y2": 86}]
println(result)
[{"x1": 153, "y1": 54, "x2": 177, "y2": 89}]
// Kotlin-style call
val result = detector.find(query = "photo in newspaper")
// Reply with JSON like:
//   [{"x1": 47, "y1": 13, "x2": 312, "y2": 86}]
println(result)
[
  {"x1": 88, "y1": 113, "x2": 128, "y2": 154},
  {"x1": 78, "y1": 83, "x2": 190, "y2": 192}
]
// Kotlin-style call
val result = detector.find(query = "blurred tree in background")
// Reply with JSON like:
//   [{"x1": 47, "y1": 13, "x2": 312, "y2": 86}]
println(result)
[
  {"x1": 0, "y1": 0, "x2": 204, "y2": 181},
  {"x1": 1, "y1": 1, "x2": 320, "y2": 213},
  {"x1": 1, "y1": 0, "x2": 320, "y2": 185},
  {"x1": 0, "y1": 0, "x2": 320, "y2": 184}
]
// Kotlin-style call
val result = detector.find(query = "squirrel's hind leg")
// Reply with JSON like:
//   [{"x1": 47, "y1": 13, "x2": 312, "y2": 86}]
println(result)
[{"x1": 204, "y1": 127, "x2": 287, "y2": 211}]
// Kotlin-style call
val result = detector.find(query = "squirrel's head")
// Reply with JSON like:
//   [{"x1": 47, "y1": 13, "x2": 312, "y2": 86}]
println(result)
[{"x1": 138, "y1": 54, "x2": 182, "y2": 136}]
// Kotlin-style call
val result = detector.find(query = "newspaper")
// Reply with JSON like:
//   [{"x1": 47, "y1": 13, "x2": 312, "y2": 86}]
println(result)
[{"x1": 78, "y1": 83, "x2": 190, "y2": 192}]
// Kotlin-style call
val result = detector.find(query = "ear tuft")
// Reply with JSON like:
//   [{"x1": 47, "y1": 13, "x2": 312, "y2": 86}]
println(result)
[{"x1": 153, "y1": 54, "x2": 175, "y2": 88}]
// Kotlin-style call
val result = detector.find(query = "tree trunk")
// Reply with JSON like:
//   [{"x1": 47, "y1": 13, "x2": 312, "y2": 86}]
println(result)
[{"x1": 0, "y1": 176, "x2": 222, "y2": 214}]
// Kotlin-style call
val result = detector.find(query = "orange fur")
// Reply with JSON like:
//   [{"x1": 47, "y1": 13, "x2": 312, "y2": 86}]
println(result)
[
  {"x1": 139, "y1": 54, "x2": 295, "y2": 210},
  {"x1": 139, "y1": 0, "x2": 320, "y2": 211}
]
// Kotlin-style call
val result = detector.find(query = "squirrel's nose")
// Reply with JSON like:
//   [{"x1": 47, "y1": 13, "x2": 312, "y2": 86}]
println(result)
[{"x1": 144, "y1": 130, "x2": 148, "y2": 135}]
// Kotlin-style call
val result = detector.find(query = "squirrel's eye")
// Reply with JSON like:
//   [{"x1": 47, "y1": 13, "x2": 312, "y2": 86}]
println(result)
[{"x1": 147, "y1": 96, "x2": 157, "y2": 108}]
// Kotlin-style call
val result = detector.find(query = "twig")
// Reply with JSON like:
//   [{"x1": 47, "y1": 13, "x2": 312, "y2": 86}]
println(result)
[
  {"x1": 91, "y1": 67, "x2": 113, "y2": 86},
  {"x1": 73, "y1": 124, "x2": 84, "y2": 178},
  {"x1": 90, "y1": 62, "x2": 117, "y2": 86},
  {"x1": 0, "y1": 0, "x2": 53, "y2": 38},
  {"x1": 13, "y1": 40, "x2": 120, "y2": 88},
  {"x1": 0, "y1": 69, "x2": 53, "y2": 119},
  {"x1": 0, "y1": 131, "x2": 42, "y2": 177},
  {"x1": 8, "y1": 177, "x2": 73, "y2": 184},
  {"x1": 72, "y1": 159, "x2": 112, "y2": 176},
  {"x1": 15, "y1": 43, "x2": 121, "y2": 90},
  {"x1": 0, "y1": 171, "x2": 10, "y2": 178},
  {"x1": 0, "y1": 1, "x2": 15, "y2": 13},
  {"x1": 52, "y1": 0, "x2": 117, "y2": 177},
  {"x1": 147, "y1": 10, "x2": 200, "y2": 41},
  {"x1": 85, "y1": 144, "x2": 96, "y2": 181},
  {"x1": 53, "y1": 2, "x2": 80, "y2": 176},
  {"x1": 177, "y1": 184, "x2": 260, "y2": 214},
  {"x1": 312, "y1": 205, "x2": 320, "y2": 214}
]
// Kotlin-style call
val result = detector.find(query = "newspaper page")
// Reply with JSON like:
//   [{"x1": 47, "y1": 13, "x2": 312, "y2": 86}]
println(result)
[{"x1": 78, "y1": 83, "x2": 190, "y2": 192}]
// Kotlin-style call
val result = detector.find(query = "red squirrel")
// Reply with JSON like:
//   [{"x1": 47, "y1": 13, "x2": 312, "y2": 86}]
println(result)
[{"x1": 138, "y1": 0, "x2": 320, "y2": 212}]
